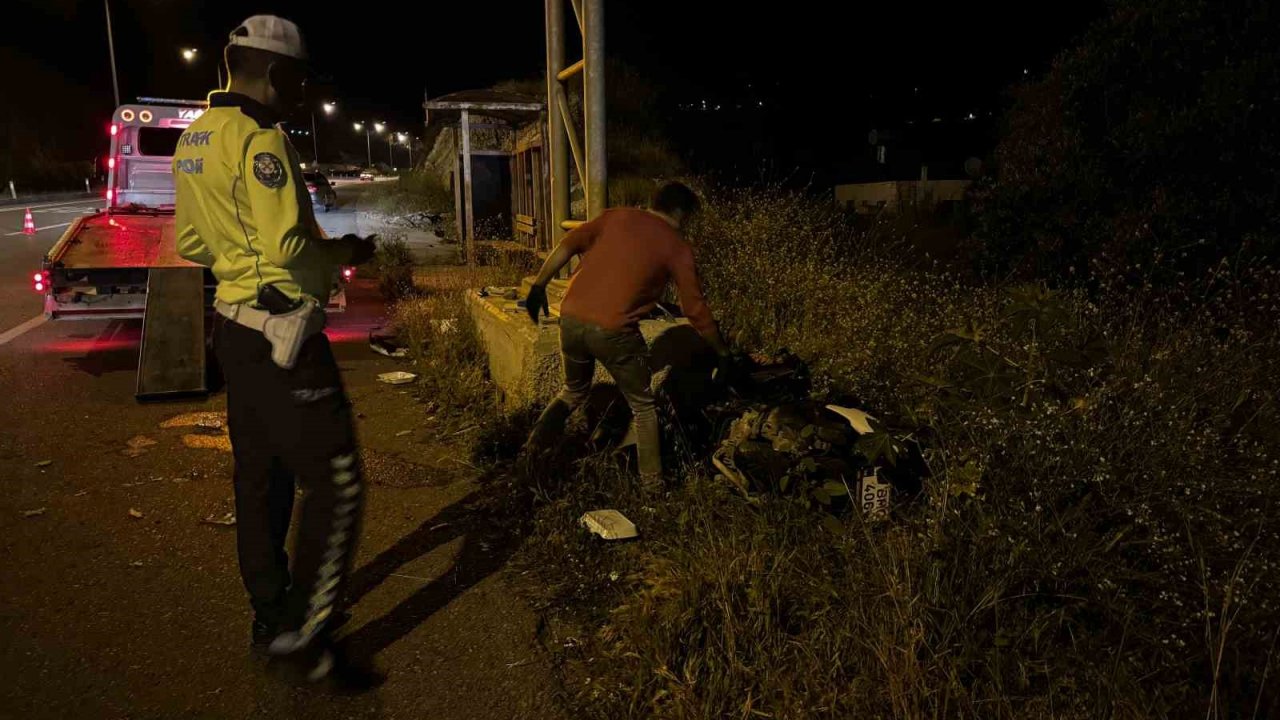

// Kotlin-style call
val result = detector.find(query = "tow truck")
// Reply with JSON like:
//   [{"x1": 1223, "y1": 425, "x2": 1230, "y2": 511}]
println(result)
[{"x1": 33, "y1": 99, "x2": 350, "y2": 401}]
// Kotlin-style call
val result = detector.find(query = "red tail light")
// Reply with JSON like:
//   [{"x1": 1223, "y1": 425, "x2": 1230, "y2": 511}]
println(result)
[
  {"x1": 110, "y1": 123, "x2": 118, "y2": 136},
  {"x1": 341, "y1": 267, "x2": 354, "y2": 281},
  {"x1": 32, "y1": 271, "x2": 48, "y2": 293},
  {"x1": 105, "y1": 188, "x2": 113, "y2": 204},
  {"x1": 307, "y1": 184, "x2": 317, "y2": 192}
]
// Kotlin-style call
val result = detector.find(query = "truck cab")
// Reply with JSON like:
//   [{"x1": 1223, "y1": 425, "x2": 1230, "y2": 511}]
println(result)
[{"x1": 107, "y1": 99, "x2": 206, "y2": 209}]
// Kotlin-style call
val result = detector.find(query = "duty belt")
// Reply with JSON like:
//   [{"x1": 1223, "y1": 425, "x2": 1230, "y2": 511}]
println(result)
[
  {"x1": 215, "y1": 298, "x2": 325, "y2": 369},
  {"x1": 214, "y1": 298, "x2": 274, "y2": 332}
]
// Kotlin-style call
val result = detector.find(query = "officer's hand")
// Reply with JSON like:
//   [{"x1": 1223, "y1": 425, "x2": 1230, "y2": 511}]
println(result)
[
  {"x1": 526, "y1": 284, "x2": 549, "y2": 324},
  {"x1": 342, "y1": 234, "x2": 378, "y2": 266}
]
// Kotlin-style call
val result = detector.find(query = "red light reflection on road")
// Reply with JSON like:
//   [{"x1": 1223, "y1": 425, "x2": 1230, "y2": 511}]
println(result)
[
  {"x1": 323, "y1": 326, "x2": 368, "y2": 344},
  {"x1": 39, "y1": 323, "x2": 141, "y2": 354},
  {"x1": 40, "y1": 335, "x2": 138, "y2": 354}
]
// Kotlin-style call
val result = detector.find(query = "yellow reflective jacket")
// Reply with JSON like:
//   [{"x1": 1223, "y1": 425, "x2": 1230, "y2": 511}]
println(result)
[{"x1": 173, "y1": 92, "x2": 345, "y2": 306}]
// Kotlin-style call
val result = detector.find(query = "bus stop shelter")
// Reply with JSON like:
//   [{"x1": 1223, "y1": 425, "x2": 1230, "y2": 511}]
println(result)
[{"x1": 423, "y1": 90, "x2": 546, "y2": 264}]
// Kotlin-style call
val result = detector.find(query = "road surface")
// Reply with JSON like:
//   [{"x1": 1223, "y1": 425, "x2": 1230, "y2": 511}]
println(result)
[
  {"x1": 0, "y1": 182, "x2": 562, "y2": 718},
  {"x1": 0, "y1": 197, "x2": 104, "y2": 339}
]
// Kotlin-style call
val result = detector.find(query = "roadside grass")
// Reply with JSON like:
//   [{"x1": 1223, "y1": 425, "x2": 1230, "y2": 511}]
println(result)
[
  {"x1": 370, "y1": 236, "x2": 417, "y2": 300},
  {"x1": 389, "y1": 184, "x2": 1280, "y2": 718},
  {"x1": 364, "y1": 170, "x2": 454, "y2": 218},
  {"x1": 387, "y1": 258, "x2": 528, "y2": 421}
]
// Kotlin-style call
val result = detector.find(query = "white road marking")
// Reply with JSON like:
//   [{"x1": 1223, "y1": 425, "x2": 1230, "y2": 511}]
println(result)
[
  {"x1": 0, "y1": 198, "x2": 96, "y2": 213},
  {"x1": 0, "y1": 314, "x2": 48, "y2": 346},
  {"x1": 5, "y1": 221, "x2": 73, "y2": 237}
]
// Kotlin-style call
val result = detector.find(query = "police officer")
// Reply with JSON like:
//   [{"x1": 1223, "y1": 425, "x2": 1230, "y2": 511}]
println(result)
[{"x1": 173, "y1": 15, "x2": 376, "y2": 688}]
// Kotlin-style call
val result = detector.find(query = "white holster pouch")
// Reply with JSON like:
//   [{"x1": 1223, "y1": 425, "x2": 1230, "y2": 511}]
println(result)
[{"x1": 215, "y1": 298, "x2": 326, "y2": 370}]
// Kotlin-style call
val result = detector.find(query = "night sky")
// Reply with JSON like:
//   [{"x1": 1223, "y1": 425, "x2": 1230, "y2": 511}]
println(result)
[{"x1": 7, "y1": 0, "x2": 1106, "y2": 182}]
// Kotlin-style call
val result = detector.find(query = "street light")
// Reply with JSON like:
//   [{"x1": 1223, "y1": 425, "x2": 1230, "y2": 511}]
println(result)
[
  {"x1": 310, "y1": 100, "x2": 335, "y2": 165},
  {"x1": 397, "y1": 133, "x2": 413, "y2": 167},
  {"x1": 379, "y1": 126, "x2": 395, "y2": 169},
  {"x1": 353, "y1": 122, "x2": 372, "y2": 168},
  {"x1": 180, "y1": 46, "x2": 223, "y2": 89}
]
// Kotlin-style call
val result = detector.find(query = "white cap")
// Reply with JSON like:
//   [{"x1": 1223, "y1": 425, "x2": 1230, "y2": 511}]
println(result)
[{"x1": 227, "y1": 15, "x2": 307, "y2": 60}]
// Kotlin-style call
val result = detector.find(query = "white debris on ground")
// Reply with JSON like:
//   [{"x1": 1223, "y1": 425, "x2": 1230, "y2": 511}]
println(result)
[
  {"x1": 201, "y1": 512, "x2": 236, "y2": 527},
  {"x1": 377, "y1": 371, "x2": 418, "y2": 386},
  {"x1": 580, "y1": 510, "x2": 639, "y2": 541}
]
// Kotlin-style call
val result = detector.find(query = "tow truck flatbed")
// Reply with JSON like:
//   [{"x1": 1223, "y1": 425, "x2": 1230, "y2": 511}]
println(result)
[
  {"x1": 42, "y1": 210, "x2": 211, "y2": 321},
  {"x1": 49, "y1": 211, "x2": 195, "y2": 269},
  {"x1": 42, "y1": 209, "x2": 346, "y2": 320}
]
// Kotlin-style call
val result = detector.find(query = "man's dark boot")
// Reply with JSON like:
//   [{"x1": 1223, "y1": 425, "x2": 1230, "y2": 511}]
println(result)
[
  {"x1": 267, "y1": 639, "x2": 384, "y2": 695},
  {"x1": 251, "y1": 616, "x2": 278, "y2": 655},
  {"x1": 518, "y1": 399, "x2": 573, "y2": 478},
  {"x1": 526, "y1": 399, "x2": 573, "y2": 451}
]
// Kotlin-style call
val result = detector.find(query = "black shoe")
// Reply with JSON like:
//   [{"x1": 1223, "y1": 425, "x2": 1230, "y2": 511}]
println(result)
[
  {"x1": 251, "y1": 617, "x2": 278, "y2": 655},
  {"x1": 256, "y1": 608, "x2": 350, "y2": 655},
  {"x1": 267, "y1": 640, "x2": 384, "y2": 695}
]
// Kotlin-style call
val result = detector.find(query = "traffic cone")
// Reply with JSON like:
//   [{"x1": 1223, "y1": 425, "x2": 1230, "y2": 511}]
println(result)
[{"x1": 22, "y1": 208, "x2": 35, "y2": 235}]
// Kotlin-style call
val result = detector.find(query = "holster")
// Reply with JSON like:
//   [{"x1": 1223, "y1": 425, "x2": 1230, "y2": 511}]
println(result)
[{"x1": 214, "y1": 298, "x2": 326, "y2": 370}]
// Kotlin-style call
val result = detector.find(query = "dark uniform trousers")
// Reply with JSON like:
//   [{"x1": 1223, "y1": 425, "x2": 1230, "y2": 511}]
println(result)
[{"x1": 213, "y1": 314, "x2": 364, "y2": 644}]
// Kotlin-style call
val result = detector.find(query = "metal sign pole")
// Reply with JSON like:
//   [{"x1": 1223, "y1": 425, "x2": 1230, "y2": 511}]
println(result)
[
  {"x1": 545, "y1": 0, "x2": 606, "y2": 237},
  {"x1": 584, "y1": 0, "x2": 606, "y2": 218},
  {"x1": 461, "y1": 110, "x2": 475, "y2": 266},
  {"x1": 544, "y1": 0, "x2": 569, "y2": 247}
]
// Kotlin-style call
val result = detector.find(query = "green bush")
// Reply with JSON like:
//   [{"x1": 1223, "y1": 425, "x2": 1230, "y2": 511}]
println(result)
[
  {"x1": 691, "y1": 185, "x2": 996, "y2": 407},
  {"x1": 372, "y1": 236, "x2": 417, "y2": 300}
]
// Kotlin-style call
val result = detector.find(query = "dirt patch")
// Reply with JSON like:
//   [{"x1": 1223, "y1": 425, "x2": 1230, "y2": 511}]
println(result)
[{"x1": 363, "y1": 447, "x2": 470, "y2": 489}]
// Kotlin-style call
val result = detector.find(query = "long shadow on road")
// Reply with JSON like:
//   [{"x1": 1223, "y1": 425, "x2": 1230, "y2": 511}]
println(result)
[
  {"x1": 343, "y1": 491, "x2": 520, "y2": 660},
  {"x1": 56, "y1": 320, "x2": 141, "y2": 377}
]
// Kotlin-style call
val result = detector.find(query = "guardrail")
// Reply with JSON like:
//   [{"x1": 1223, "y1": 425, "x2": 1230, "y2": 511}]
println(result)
[{"x1": 0, "y1": 190, "x2": 97, "y2": 209}]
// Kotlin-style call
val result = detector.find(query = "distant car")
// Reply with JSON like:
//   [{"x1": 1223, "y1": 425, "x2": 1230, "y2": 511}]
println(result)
[
  {"x1": 359, "y1": 170, "x2": 376, "y2": 182},
  {"x1": 303, "y1": 172, "x2": 336, "y2": 211}
]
